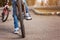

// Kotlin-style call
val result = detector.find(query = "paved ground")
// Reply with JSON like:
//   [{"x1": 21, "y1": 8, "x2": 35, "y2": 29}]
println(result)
[{"x1": 0, "y1": 7, "x2": 60, "y2": 40}]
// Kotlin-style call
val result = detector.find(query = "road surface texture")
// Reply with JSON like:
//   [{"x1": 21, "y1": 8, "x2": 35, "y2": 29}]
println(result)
[{"x1": 0, "y1": 7, "x2": 60, "y2": 40}]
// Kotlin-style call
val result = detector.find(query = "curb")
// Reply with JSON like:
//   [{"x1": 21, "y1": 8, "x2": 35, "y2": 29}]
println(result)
[{"x1": 31, "y1": 8, "x2": 60, "y2": 16}]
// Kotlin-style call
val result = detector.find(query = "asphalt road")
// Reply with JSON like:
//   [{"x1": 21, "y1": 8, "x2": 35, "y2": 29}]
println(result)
[{"x1": 0, "y1": 8, "x2": 60, "y2": 40}]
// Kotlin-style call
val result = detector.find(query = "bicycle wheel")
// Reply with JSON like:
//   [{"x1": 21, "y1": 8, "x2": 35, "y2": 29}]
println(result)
[
  {"x1": 16, "y1": 0, "x2": 25, "y2": 38},
  {"x1": 2, "y1": 8, "x2": 9, "y2": 22}
]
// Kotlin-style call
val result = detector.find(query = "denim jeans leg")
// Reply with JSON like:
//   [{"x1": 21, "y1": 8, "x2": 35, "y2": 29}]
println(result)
[
  {"x1": 12, "y1": 0, "x2": 19, "y2": 28},
  {"x1": 23, "y1": 0, "x2": 29, "y2": 13}
]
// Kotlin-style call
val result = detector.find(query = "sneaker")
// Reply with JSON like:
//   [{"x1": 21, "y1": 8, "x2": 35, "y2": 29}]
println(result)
[
  {"x1": 14, "y1": 28, "x2": 19, "y2": 34},
  {"x1": 14, "y1": 30, "x2": 19, "y2": 34},
  {"x1": 25, "y1": 13, "x2": 32, "y2": 20}
]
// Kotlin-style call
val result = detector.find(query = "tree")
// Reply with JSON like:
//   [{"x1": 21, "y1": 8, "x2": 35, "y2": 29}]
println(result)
[{"x1": 0, "y1": 0, "x2": 12, "y2": 7}]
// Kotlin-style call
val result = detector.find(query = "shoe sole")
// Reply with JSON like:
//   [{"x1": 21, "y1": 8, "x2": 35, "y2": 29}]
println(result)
[{"x1": 25, "y1": 18, "x2": 32, "y2": 20}]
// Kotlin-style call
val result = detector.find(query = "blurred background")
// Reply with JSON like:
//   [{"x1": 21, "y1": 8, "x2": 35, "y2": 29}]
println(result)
[
  {"x1": 0, "y1": 0, "x2": 60, "y2": 15},
  {"x1": 0, "y1": 0, "x2": 60, "y2": 7}
]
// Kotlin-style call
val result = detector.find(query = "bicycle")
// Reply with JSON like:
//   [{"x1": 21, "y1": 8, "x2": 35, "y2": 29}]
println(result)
[
  {"x1": 1, "y1": 2, "x2": 10, "y2": 22},
  {"x1": 1, "y1": 0, "x2": 25, "y2": 38},
  {"x1": 16, "y1": 0, "x2": 26, "y2": 38}
]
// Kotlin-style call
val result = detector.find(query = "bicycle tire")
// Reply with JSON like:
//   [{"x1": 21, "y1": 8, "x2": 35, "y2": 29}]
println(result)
[
  {"x1": 2, "y1": 9, "x2": 9, "y2": 22},
  {"x1": 16, "y1": 0, "x2": 25, "y2": 38}
]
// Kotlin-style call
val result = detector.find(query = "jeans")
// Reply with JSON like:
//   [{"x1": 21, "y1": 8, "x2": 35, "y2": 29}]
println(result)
[{"x1": 12, "y1": 0, "x2": 29, "y2": 29}]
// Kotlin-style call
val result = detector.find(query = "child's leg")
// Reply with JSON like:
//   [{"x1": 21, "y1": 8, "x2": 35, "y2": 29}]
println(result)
[
  {"x1": 12, "y1": 0, "x2": 19, "y2": 33},
  {"x1": 23, "y1": 0, "x2": 32, "y2": 20}
]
